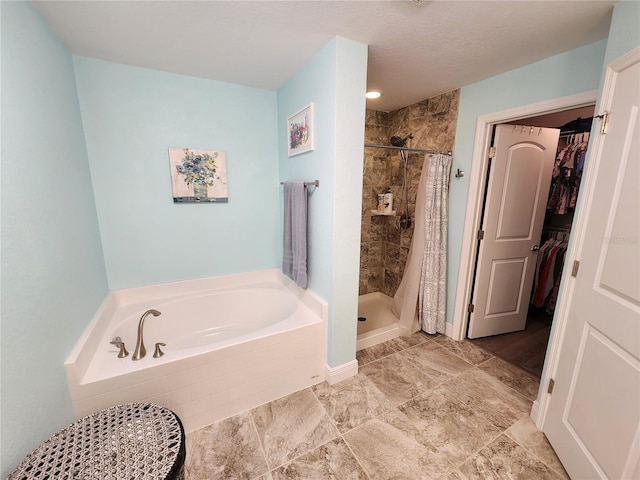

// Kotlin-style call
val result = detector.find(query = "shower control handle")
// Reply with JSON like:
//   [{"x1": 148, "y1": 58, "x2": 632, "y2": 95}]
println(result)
[{"x1": 531, "y1": 244, "x2": 540, "y2": 252}]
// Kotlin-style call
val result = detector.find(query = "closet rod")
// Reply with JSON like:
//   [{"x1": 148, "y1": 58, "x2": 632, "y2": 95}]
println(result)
[
  {"x1": 543, "y1": 225, "x2": 571, "y2": 232},
  {"x1": 364, "y1": 143, "x2": 451, "y2": 156},
  {"x1": 559, "y1": 132, "x2": 590, "y2": 137}
]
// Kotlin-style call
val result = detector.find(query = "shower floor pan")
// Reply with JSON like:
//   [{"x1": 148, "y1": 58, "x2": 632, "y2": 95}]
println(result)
[{"x1": 357, "y1": 292, "x2": 399, "y2": 351}]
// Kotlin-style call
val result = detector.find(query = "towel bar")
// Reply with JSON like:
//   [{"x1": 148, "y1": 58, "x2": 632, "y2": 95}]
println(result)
[{"x1": 280, "y1": 180, "x2": 319, "y2": 187}]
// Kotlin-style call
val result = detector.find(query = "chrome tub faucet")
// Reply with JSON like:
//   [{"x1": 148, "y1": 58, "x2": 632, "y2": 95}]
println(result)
[{"x1": 132, "y1": 309, "x2": 161, "y2": 360}]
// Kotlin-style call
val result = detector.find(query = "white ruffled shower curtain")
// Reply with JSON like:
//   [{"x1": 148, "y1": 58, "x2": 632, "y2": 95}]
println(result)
[{"x1": 391, "y1": 153, "x2": 453, "y2": 335}]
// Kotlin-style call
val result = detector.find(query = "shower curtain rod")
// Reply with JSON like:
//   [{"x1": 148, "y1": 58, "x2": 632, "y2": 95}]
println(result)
[{"x1": 364, "y1": 143, "x2": 452, "y2": 156}]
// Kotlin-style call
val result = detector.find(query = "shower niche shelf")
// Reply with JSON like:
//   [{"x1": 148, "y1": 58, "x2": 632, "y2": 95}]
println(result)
[{"x1": 371, "y1": 210, "x2": 396, "y2": 216}]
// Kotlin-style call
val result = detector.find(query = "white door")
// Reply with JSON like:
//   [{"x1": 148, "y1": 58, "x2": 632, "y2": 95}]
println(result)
[
  {"x1": 543, "y1": 47, "x2": 640, "y2": 479},
  {"x1": 468, "y1": 125, "x2": 559, "y2": 339}
]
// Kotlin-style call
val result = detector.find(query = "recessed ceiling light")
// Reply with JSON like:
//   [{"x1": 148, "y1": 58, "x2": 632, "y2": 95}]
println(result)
[{"x1": 366, "y1": 91, "x2": 381, "y2": 99}]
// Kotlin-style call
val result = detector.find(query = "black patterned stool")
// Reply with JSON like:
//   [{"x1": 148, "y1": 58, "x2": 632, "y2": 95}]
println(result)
[{"x1": 8, "y1": 403, "x2": 185, "y2": 480}]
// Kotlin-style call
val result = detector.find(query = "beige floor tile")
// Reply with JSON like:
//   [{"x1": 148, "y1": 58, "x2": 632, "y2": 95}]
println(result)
[
  {"x1": 458, "y1": 434, "x2": 567, "y2": 479},
  {"x1": 386, "y1": 331, "x2": 430, "y2": 351},
  {"x1": 271, "y1": 438, "x2": 368, "y2": 480},
  {"x1": 251, "y1": 389, "x2": 339, "y2": 469},
  {"x1": 392, "y1": 386, "x2": 502, "y2": 465},
  {"x1": 185, "y1": 412, "x2": 269, "y2": 480},
  {"x1": 444, "y1": 369, "x2": 532, "y2": 430},
  {"x1": 312, "y1": 373, "x2": 395, "y2": 433},
  {"x1": 445, "y1": 470, "x2": 466, "y2": 479},
  {"x1": 184, "y1": 332, "x2": 559, "y2": 479},
  {"x1": 313, "y1": 354, "x2": 436, "y2": 433},
  {"x1": 477, "y1": 356, "x2": 540, "y2": 401},
  {"x1": 429, "y1": 335, "x2": 495, "y2": 366},
  {"x1": 359, "y1": 353, "x2": 437, "y2": 405},
  {"x1": 398, "y1": 341, "x2": 474, "y2": 384},
  {"x1": 356, "y1": 341, "x2": 397, "y2": 366},
  {"x1": 344, "y1": 418, "x2": 456, "y2": 479},
  {"x1": 505, "y1": 417, "x2": 570, "y2": 478}
]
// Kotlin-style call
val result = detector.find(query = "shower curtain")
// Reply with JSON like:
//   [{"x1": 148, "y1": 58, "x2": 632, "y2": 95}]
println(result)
[{"x1": 391, "y1": 153, "x2": 453, "y2": 335}]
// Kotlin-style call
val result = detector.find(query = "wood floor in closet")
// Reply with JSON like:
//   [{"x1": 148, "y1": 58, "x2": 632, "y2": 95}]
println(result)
[{"x1": 469, "y1": 308, "x2": 552, "y2": 379}]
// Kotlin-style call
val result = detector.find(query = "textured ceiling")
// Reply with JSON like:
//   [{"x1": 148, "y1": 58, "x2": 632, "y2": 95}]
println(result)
[{"x1": 32, "y1": 0, "x2": 616, "y2": 112}]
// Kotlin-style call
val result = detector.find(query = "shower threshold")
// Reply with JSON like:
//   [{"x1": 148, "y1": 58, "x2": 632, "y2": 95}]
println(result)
[{"x1": 357, "y1": 292, "x2": 399, "y2": 351}]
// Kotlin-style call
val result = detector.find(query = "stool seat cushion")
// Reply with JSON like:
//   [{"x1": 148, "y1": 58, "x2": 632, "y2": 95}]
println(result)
[{"x1": 8, "y1": 403, "x2": 185, "y2": 480}]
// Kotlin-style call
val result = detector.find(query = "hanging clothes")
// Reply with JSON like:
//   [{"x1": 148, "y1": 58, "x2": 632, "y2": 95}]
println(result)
[
  {"x1": 531, "y1": 119, "x2": 591, "y2": 315},
  {"x1": 531, "y1": 235, "x2": 568, "y2": 313},
  {"x1": 536, "y1": 127, "x2": 589, "y2": 314},
  {"x1": 545, "y1": 247, "x2": 567, "y2": 315},
  {"x1": 546, "y1": 138, "x2": 588, "y2": 215}
]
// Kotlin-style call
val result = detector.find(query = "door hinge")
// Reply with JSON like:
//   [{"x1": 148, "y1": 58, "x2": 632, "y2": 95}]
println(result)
[
  {"x1": 596, "y1": 111, "x2": 609, "y2": 134},
  {"x1": 468, "y1": 303, "x2": 475, "y2": 313},
  {"x1": 488, "y1": 146, "x2": 497, "y2": 159},
  {"x1": 571, "y1": 260, "x2": 580, "y2": 277},
  {"x1": 547, "y1": 378, "x2": 555, "y2": 394},
  {"x1": 478, "y1": 229, "x2": 485, "y2": 240}
]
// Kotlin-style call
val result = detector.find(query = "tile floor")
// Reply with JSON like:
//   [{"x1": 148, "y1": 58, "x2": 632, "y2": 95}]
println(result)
[{"x1": 184, "y1": 332, "x2": 570, "y2": 479}]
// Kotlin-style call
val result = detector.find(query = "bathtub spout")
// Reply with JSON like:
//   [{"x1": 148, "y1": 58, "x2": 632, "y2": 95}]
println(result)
[{"x1": 132, "y1": 309, "x2": 161, "y2": 360}]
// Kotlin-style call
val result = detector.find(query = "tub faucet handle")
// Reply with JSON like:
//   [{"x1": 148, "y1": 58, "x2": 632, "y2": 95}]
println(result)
[
  {"x1": 110, "y1": 338, "x2": 129, "y2": 358},
  {"x1": 153, "y1": 342, "x2": 166, "y2": 358},
  {"x1": 117, "y1": 342, "x2": 129, "y2": 358}
]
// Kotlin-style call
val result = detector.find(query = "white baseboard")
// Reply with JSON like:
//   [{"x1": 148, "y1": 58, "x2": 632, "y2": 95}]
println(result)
[
  {"x1": 325, "y1": 360, "x2": 358, "y2": 385},
  {"x1": 530, "y1": 400, "x2": 543, "y2": 428},
  {"x1": 445, "y1": 321, "x2": 454, "y2": 338}
]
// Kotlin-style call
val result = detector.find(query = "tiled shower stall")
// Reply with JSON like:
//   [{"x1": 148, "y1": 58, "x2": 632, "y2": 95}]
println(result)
[{"x1": 360, "y1": 90, "x2": 460, "y2": 298}]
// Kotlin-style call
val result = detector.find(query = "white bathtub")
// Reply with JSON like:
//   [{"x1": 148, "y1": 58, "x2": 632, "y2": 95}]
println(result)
[{"x1": 65, "y1": 269, "x2": 327, "y2": 433}]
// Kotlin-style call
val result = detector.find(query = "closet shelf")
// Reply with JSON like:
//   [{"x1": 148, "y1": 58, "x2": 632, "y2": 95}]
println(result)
[{"x1": 371, "y1": 210, "x2": 396, "y2": 216}]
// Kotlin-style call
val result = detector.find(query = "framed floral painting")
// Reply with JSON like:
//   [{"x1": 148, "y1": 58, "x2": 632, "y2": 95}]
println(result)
[
  {"x1": 287, "y1": 103, "x2": 314, "y2": 157},
  {"x1": 169, "y1": 147, "x2": 228, "y2": 203}
]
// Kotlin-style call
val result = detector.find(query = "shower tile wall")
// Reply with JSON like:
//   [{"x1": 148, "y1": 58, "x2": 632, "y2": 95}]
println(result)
[
  {"x1": 359, "y1": 90, "x2": 460, "y2": 297},
  {"x1": 360, "y1": 109, "x2": 390, "y2": 295}
]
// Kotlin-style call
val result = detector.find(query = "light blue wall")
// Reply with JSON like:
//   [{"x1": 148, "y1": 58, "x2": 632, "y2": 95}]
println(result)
[
  {"x1": 73, "y1": 58, "x2": 280, "y2": 289},
  {"x1": 449, "y1": 40, "x2": 608, "y2": 324},
  {"x1": 603, "y1": 0, "x2": 640, "y2": 64},
  {"x1": 278, "y1": 41, "x2": 337, "y2": 304},
  {"x1": 331, "y1": 39, "x2": 368, "y2": 367},
  {"x1": 0, "y1": 3, "x2": 108, "y2": 475},
  {"x1": 277, "y1": 37, "x2": 367, "y2": 367}
]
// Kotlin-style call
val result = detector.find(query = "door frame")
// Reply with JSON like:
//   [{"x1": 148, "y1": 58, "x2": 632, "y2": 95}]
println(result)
[{"x1": 450, "y1": 90, "x2": 598, "y2": 426}]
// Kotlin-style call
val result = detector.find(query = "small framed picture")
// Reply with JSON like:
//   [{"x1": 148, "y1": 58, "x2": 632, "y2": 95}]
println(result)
[{"x1": 287, "y1": 103, "x2": 314, "y2": 157}]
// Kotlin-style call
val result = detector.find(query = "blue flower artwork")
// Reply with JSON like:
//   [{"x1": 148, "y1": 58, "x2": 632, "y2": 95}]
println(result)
[{"x1": 169, "y1": 147, "x2": 228, "y2": 203}]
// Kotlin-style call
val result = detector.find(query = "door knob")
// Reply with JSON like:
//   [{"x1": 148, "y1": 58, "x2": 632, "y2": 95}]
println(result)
[{"x1": 531, "y1": 245, "x2": 540, "y2": 251}]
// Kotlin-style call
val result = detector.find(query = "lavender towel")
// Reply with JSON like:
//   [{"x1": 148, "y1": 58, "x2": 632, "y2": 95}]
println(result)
[{"x1": 282, "y1": 182, "x2": 308, "y2": 288}]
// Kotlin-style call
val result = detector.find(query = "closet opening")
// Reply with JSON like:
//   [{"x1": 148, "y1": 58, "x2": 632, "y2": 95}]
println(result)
[{"x1": 467, "y1": 105, "x2": 595, "y2": 379}]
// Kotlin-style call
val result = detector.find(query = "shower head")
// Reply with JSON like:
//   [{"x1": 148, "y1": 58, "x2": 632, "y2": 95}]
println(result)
[
  {"x1": 390, "y1": 133, "x2": 414, "y2": 147},
  {"x1": 390, "y1": 135, "x2": 406, "y2": 147}
]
